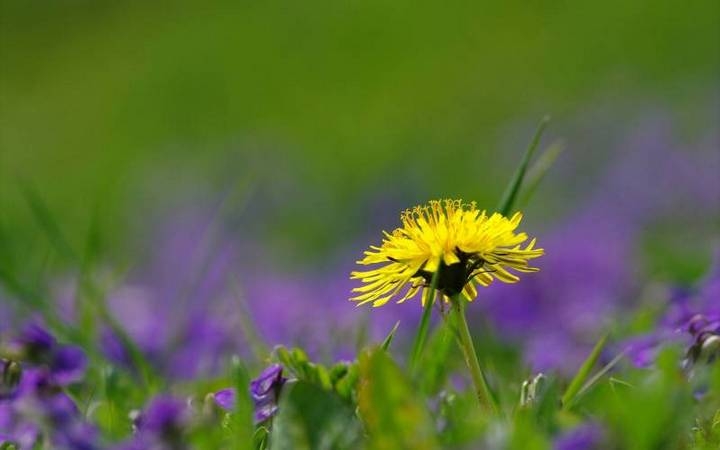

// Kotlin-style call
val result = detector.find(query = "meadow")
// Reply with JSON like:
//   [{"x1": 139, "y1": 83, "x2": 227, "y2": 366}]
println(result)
[{"x1": 1, "y1": 2, "x2": 719, "y2": 449}]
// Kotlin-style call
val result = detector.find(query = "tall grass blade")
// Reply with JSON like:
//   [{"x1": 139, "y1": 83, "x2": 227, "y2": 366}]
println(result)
[
  {"x1": 381, "y1": 321, "x2": 401, "y2": 351},
  {"x1": 519, "y1": 140, "x2": 565, "y2": 209},
  {"x1": 561, "y1": 333, "x2": 608, "y2": 409},
  {"x1": 19, "y1": 181, "x2": 78, "y2": 262},
  {"x1": 18, "y1": 182, "x2": 159, "y2": 394},
  {"x1": 496, "y1": 116, "x2": 550, "y2": 216}
]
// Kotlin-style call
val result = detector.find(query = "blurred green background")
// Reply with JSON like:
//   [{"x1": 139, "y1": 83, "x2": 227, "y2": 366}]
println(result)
[{"x1": 1, "y1": 0, "x2": 718, "y2": 265}]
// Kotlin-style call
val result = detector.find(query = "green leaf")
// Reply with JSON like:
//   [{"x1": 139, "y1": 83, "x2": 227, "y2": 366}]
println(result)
[
  {"x1": 561, "y1": 333, "x2": 607, "y2": 409},
  {"x1": 496, "y1": 116, "x2": 550, "y2": 216},
  {"x1": 358, "y1": 348, "x2": 440, "y2": 450},
  {"x1": 228, "y1": 357, "x2": 255, "y2": 448},
  {"x1": 270, "y1": 381, "x2": 363, "y2": 450},
  {"x1": 380, "y1": 321, "x2": 400, "y2": 351},
  {"x1": 416, "y1": 322, "x2": 454, "y2": 393}
]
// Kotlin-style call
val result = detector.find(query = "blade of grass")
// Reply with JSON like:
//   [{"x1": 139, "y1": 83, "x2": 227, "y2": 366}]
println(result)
[
  {"x1": 381, "y1": 321, "x2": 401, "y2": 351},
  {"x1": 229, "y1": 277, "x2": 270, "y2": 361},
  {"x1": 19, "y1": 181, "x2": 78, "y2": 262},
  {"x1": 574, "y1": 349, "x2": 626, "y2": 400},
  {"x1": 561, "y1": 333, "x2": 608, "y2": 409},
  {"x1": 496, "y1": 116, "x2": 550, "y2": 216},
  {"x1": 409, "y1": 269, "x2": 440, "y2": 372},
  {"x1": 18, "y1": 182, "x2": 159, "y2": 393},
  {"x1": 518, "y1": 140, "x2": 565, "y2": 209}
]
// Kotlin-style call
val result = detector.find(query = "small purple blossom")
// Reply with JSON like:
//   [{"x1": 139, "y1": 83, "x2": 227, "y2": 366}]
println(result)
[
  {"x1": 213, "y1": 387, "x2": 236, "y2": 411},
  {"x1": 4, "y1": 319, "x2": 87, "y2": 387},
  {"x1": 116, "y1": 395, "x2": 191, "y2": 450},
  {"x1": 623, "y1": 335, "x2": 661, "y2": 369},
  {"x1": 14, "y1": 319, "x2": 56, "y2": 357},
  {"x1": 135, "y1": 395, "x2": 190, "y2": 436},
  {"x1": 554, "y1": 423, "x2": 604, "y2": 450},
  {"x1": 621, "y1": 247, "x2": 720, "y2": 369},
  {"x1": 251, "y1": 364, "x2": 286, "y2": 423},
  {"x1": 215, "y1": 364, "x2": 287, "y2": 423},
  {"x1": 50, "y1": 345, "x2": 87, "y2": 385}
]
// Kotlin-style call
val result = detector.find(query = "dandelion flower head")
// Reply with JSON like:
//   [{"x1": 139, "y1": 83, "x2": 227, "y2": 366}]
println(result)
[{"x1": 350, "y1": 199, "x2": 543, "y2": 307}]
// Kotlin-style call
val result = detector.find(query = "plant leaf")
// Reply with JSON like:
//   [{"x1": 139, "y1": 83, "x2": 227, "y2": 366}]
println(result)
[
  {"x1": 358, "y1": 348, "x2": 439, "y2": 450},
  {"x1": 270, "y1": 381, "x2": 362, "y2": 450}
]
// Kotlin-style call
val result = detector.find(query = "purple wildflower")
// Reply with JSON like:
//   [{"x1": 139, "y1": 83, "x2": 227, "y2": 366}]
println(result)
[
  {"x1": 214, "y1": 364, "x2": 287, "y2": 423},
  {"x1": 14, "y1": 319, "x2": 56, "y2": 357},
  {"x1": 119, "y1": 395, "x2": 191, "y2": 450},
  {"x1": 136, "y1": 395, "x2": 189, "y2": 434},
  {"x1": 622, "y1": 247, "x2": 720, "y2": 369},
  {"x1": 251, "y1": 364, "x2": 286, "y2": 423},
  {"x1": 0, "y1": 367, "x2": 99, "y2": 449},
  {"x1": 4, "y1": 319, "x2": 87, "y2": 387},
  {"x1": 554, "y1": 423, "x2": 605, "y2": 450},
  {"x1": 213, "y1": 388, "x2": 236, "y2": 411}
]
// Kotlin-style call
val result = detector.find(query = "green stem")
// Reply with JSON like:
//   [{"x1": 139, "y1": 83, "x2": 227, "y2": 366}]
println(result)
[
  {"x1": 450, "y1": 295, "x2": 498, "y2": 414},
  {"x1": 409, "y1": 270, "x2": 440, "y2": 372}
]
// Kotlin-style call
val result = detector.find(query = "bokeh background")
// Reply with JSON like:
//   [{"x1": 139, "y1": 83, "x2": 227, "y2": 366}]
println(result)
[{"x1": 1, "y1": 1, "x2": 719, "y2": 376}]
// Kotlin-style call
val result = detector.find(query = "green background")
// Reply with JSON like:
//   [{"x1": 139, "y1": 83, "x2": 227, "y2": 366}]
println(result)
[{"x1": 1, "y1": 0, "x2": 718, "y2": 262}]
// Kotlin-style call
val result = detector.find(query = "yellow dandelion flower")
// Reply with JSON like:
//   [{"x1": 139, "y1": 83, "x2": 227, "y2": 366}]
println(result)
[{"x1": 350, "y1": 199, "x2": 543, "y2": 307}]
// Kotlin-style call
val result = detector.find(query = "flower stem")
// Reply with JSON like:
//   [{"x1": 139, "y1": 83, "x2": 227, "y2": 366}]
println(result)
[
  {"x1": 450, "y1": 295, "x2": 498, "y2": 414},
  {"x1": 409, "y1": 270, "x2": 440, "y2": 372}
]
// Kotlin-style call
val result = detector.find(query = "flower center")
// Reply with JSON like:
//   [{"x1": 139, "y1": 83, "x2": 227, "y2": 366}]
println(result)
[{"x1": 414, "y1": 250, "x2": 486, "y2": 297}]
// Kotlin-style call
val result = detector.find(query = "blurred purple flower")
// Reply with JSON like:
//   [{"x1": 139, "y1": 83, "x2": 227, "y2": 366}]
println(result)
[
  {"x1": 477, "y1": 116, "x2": 719, "y2": 373},
  {"x1": 215, "y1": 364, "x2": 288, "y2": 423},
  {"x1": 622, "y1": 247, "x2": 720, "y2": 369},
  {"x1": 136, "y1": 395, "x2": 189, "y2": 436},
  {"x1": 2, "y1": 319, "x2": 86, "y2": 389},
  {"x1": 117, "y1": 395, "x2": 191, "y2": 450},
  {"x1": 623, "y1": 335, "x2": 660, "y2": 368},
  {"x1": 213, "y1": 387, "x2": 236, "y2": 411},
  {"x1": 0, "y1": 367, "x2": 99, "y2": 449},
  {"x1": 554, "y1": 423, "x2": 604, "y2": 450},
  {"x1": 250, "y1": 364, "x2": 286, "y2": 423}
]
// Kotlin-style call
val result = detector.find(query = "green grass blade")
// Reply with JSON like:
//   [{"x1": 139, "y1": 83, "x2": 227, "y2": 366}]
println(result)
[
  {"x1": 409, "y1": 269, "x2": 440, "y2": 372},
  {"x1": 574, "y1": 349, "x2": 626, "y2": 400},
  {"x1": 496, "y1": 116, "x2": 550, "y2": 216},
  {"x1": 19, "y1": 181, "x2": 78, "y2": 262},
  {"x1": 561, "y1": 333, "x2": 608, "y2": 409},
  {"x1": 518, "y1": 140, "x2": 565, "y2": 209},
  {"x1": 381, "y1": 321, "x2": 401, "y2": 351},
  {"x1": 18, "y1": 181, "x2": 159, "y2": 394}
]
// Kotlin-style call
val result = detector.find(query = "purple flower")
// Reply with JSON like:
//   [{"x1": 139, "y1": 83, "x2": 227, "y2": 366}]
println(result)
[
  {"x1": 213, "y1": 388, "x2": 236, "y2": 411},
  {"x1": 135, "y1": 395, "x2": 189, "y2": 436},
  {"x1": 116, "y1": 395, "x2": 191, "y2": 450},
  {"x1": 210, "y1": 365, "x2": 288, "y2": 423},
  {"x1": 4, "y1": 319, "x2": 87, "y2": 387},
  {"x1": 623, "y1": 335, "x2": 661, "y2": 368},
  {"x1": 50, "y1": 345, "x2": 87, "y2": 385},
  {"x1": 554, "y1": 423, "x2": 604, "y2": 450},
  {"x1": 251, "y1": 364, "x2": 286, "y2": 423},
  {"x1": 14, "y1": 319, "x2": 56, "y2": 357},
  {"x1": 0, "y1": 367, "x2": 98, "y2": 449},
  {"x1": 620, "y1": 247, "x2": 720, "y2": 369}
]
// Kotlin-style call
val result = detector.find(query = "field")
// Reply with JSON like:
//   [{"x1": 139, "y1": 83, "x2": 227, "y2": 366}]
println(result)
[{"x1": 1, "y1": 2, "x2": 719, "y2": 449}]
